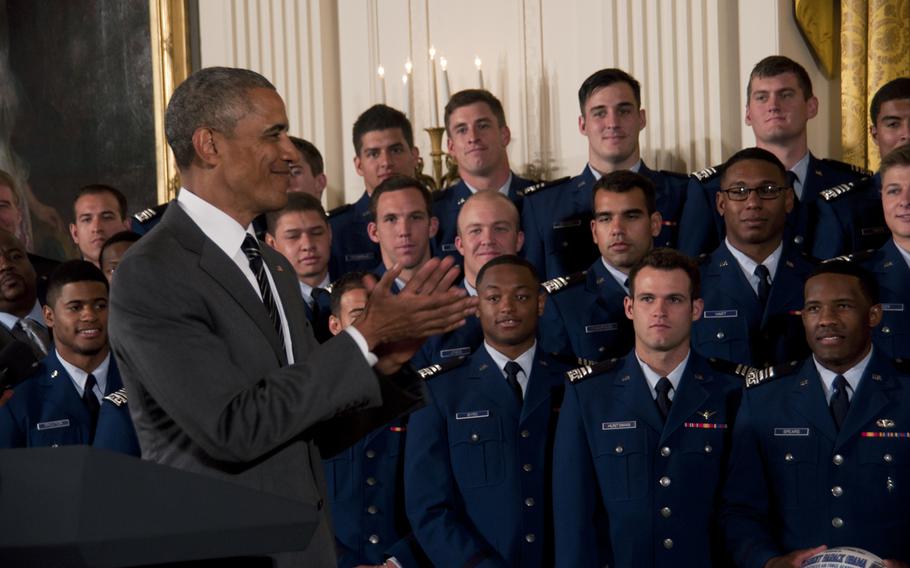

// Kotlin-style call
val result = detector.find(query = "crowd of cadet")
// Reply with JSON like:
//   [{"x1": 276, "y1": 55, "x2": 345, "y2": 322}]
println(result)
[{"x1": 1, "y1": 54, "x2": 910, "y2": 567}]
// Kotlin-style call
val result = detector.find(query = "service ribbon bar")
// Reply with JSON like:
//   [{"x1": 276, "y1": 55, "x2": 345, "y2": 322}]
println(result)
[
  {"x1": 861, "y1": 431, "x2": 910, "y2": 438},
  {"x1": 684, "y1": 422, "x2": 728, "y2": 429}
]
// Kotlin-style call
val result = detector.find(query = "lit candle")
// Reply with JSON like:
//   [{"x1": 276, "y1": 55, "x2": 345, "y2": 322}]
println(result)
[
  {"x1": 405, "y1": 58, "x2": 413, "y2": 76},
  {"x1": 402, "y1": 74, "x2": 410, "y2": 121},
  {"x1": 377, "y1": 65, "x2": 387, "y2": 104},
  {"x1": 440, "y1": 56, "x2": 451, "y2": 103},
  {"x1": 429, "y1": 46, "x2": 439, "y2": 125},
  {"x1": 475, "y1": 56, "x2": 484, "y2": 90}
]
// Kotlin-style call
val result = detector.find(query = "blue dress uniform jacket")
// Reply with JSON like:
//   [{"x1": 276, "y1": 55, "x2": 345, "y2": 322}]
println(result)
[
  {"x1": 330, "y1": 192, "x2": 381, "y2": 275},
  {"x1": 404, "y1": 348, "x2": 569, "y2": 568},
  {"x1": 678, "y1": 155, "x2": 870, "y2": 257},
  {"x1": 431, "y1": 174, "x2": 534, "y2": 265},
  {"x1": 539, "y1": 259, "x2": 632, "y2": 362},
  {"x1": 93, "y1": 387, "x2": 141, "y2": 456},
  {"x1": 304, "y1": 285, "x2": 334, "y2": 344},
  {"x1": 864, "y1": 240, "x2": 910, "y2": 360},
  {"x1": 720, "y1": 354, "x2": 910, "y2": 566},
  {"x1": 812, "y1": 174, "x2": 887, "y2": 259},
  {"x1": 0, "y1": 352, "x2": 126, "y2": 448},
  {"x1": 522, "y1": 164, "x2": 687, "y2": 280},
  {"x1": 693, "y1": 242, "x2": 813, "y2": 367},
  {"x1": 411, "y1": 280, "x2": 483, "y2": 369},
  {"x1": 553, "y1": 352, "x2": 742, "y2": 568}
]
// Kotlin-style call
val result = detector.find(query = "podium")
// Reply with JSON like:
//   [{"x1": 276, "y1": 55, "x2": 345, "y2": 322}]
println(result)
[{"x1": 0, "y1": 446, "x2": 319, "y2": 567}]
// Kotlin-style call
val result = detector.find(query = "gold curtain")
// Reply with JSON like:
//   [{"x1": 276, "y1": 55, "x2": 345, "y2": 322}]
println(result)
[{"x1": 796, "y1": 0, "x2": 910, "y2": 170}]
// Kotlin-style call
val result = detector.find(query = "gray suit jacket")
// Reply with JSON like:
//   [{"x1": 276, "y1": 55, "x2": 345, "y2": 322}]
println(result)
[{"x1": 109, "y1": 202, "x2": 418, "y2": 566}]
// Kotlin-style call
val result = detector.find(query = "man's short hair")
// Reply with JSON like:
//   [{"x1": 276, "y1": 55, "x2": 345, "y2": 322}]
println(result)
[
  {"x1": 879, "y1": 144, "x2": 910, "y2": 179},
  {"x1": 46, "y1": 260, "x2": 109, "y2": 308},
  {"x1": 456, "y1": 191, "x2": 520, "y2": 237},
  {"x1": 99, "y1": 231, "x2": 141, "y2": 265},
  {"x1": 628, "y1": 248, "x2": 701, "y2": 300},
  {"x1": 352, "y1": 104, "x2": 414, "y2": 155},
  {"x1": 719, "y1": 147, "x2": 788, "y2": 188},
  {"x1": 290, "y1": 136, "x2": 325, "y2": 176},
  {"x1": 73, "y1": 184, "x2": 128, "y2": 220},
  {"x1": 369, "y1": 175, "x2": 432, "y2": 220},
  {"x1": 329, "y1": 271, "x2": 367, "y2": 317},
  {"x1": 578, "y1": 68, "x2": 642, "y2": 114},
  {"x1": 812, "y1": 259, "x2": 880, "y2": 306},
  {"x1": 265, "y1": 192, "x2": 328, "y2": 235},
  {"x1": 165, "y1": 67, "x2": 276, "y2": 169},
  {"x1": 475, "y1": 254, "x2": 539, "y2": 289},
  {"x1": 871, "y1": 77, "x2": 910, "y2": 124},
  {"x1": 444, "y1": 89, "x2": 508, "y2": 133},
  {"x1": 591, "y1": 170, "x2": 657, "y2": 215},
  {"x1": 0, "y1": 170, "x2": 19, "y2": 206},
  {"x1": 747, "y1": 55, "x2": 813, "y2": 100}
]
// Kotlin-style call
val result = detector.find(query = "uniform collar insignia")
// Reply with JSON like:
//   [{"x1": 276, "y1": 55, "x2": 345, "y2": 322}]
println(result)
[
  {"x1": 699, "y1": 410, "x2": 716, "y2": 420},
  {"x1": 877, "y1": 418, "x2": 896, "y2": 428}
]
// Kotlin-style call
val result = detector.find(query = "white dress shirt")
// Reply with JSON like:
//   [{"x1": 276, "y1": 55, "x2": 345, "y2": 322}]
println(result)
[
  {"x1": 725, "y1": 238, "x2": 783, "y2": 297},
  {"x1": 814, "y1": 347, "x2": 873, "y2": 404},
  {"x1": 58, "y1": 350, "x2": 111, "y2": 403},
  {"x1": 635, "y1": 350, "x2": 691, "y2": 402},
  {"x1": 484, "y1": 341, "x2": 537, "y2": 397}
]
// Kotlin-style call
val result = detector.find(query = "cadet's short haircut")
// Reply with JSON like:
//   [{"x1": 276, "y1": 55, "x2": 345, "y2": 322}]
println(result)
[
  {"x1": 46, "y1": 260, "x2": 109, "y2": 308},
  {"x1": 369, "y1": 175, "x2": 432, "y2": 220},
  {"x1": 99, "y1": 231, "x2": 141, "y2": 266},
  {"x1": 475, "y1": 254, "x2": 539, "y2": 289},
  {"x1": 290, "y1": 137, "x2": 325, "y2": 176},
  {"x1": 812, "y1": 259, "x2": 880, "y2": 306},
  {"x1": 165, "y1": 67, "x2": 275, "y2": 169},
  {"x1": 352, "y1": 104, "x2": 414, "y2": 155},
  {"x1": 265, "y1": 192, "x2": 328, "y2": 235},
  {"x1": 330, "y1": 271, "x2": 367, "y2": 317},
  {"x1": 444, "y1": 90, "x2": 508, "y2": 134},
  {"x1": 456, "y1": 191, "x2": 520, "y2": 237},
  {"x1": 879, "y1": 144, "x2": 910, "y2": 180},
  {"x1": 578, "y1": 68, "x2": 642, "y2": 114},
  {"x1": 871, "y1": 78, "x2": 910, "y2": 124},
  {"x1": 591, "y1": 170, "x2": 657, "y2": 215},
  {"x1": 73, "y1": 184, "x2": 128, "y2": 220},
  {"x1": 747, "y1": 55, "x2": 813, "y2": 100},
  {"x1": 719, "y1": 147, "x2": 789, "y2": 188},
  {"x1": 628, "y1": 248, "x2": 701, "y2": 300}
]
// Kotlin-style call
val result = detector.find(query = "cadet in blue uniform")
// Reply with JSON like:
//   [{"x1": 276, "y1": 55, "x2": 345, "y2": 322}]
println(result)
[
  {"x1": 863, "y1": 144, "x2": 910, "y2": 361},
  {"x1": 265, "y1": 193, "x2": 336, "y2": 342},
  {"x1": 330, "y1": 105, "x2": 421, "y2": 274},
  {"x1": 521, "y1": 68, "x2": 688, "y2": 280},
  {"x1": 721, "y1": 261, "x2": 910, "y2": 567},
  {"x1": 432, "y1": 89, "x2": 535, "y2": 263},
  {"x1": 93, "y1": 387, "x2": 140, "y2": 456},
  {"x1": 693, "y1": 148, "x2": 814, "y2": 367},
  {"x1": 540, "y1": 170, "x2": 660, "y2": 363},
  {"x1": 405, "y1": 255, "x2": 569, "y2": 567},
  {"x1": 553, "y1": 249, "x2": 742, "y2": 568},
  {"x1": 0, "y1": 261, "x2": 138, "y2": 454},
  {"x1": 679, "y1": 56, "x2": 870, "y2": 257}
]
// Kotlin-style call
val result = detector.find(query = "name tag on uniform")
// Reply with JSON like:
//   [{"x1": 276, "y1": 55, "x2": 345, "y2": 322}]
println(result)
[
  {"x1": 602, "y1": 420, "x2": 636, "y2": 431},
  {"x1": 774, "y1": 427, "x2": 809, "y2": 437},
  {"x1": 882, "y1": 303, "x2": 904, "y2": 312},
  {"x1": 36, "y1": 419, "x2": 70, "y2": 431},
  {"x1": 345, "y1": 252, "x2": 375, "y2": 262},
  {"x1": 441, "y1": 243, "x2": 457, "y2": 252},
  {"x1": 861, "y1": 226, "x2": 887, "y2": 236},
  {"x1": 553, "y1": 220, "x2": 582, "y2": 229},
  {"x1": 440, "y1": 347, "x2": 471, "y2": 358},
  {"x1": 704, "y1": 310, "x2": 738, "y2": 319},
  {"x1": 585, "y1": 323, "x2": 618, "y2": 334},
  {"x1": 456, "y1": 410, "x2": 490, "y2": 420}
]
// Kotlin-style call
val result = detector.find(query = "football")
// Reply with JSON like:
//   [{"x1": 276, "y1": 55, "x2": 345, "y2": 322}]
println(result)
[{"x1": 802, "y1": 547, "x2": 885, "y2": 568}]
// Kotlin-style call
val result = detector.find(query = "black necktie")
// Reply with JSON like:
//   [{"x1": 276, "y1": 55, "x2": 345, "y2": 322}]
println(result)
[
  {"x1": 83, "y1": 373, "x2": 100, "y2": 441},
  {"x1": 504, "y1": 361, "x2": 524, "y2": 404},
  {"x1": 310, "y1": 287, "x2": 333, "y2": 343},
  {"x1": 241, "y1": 234, "x2": 286, "y2": 353},
  {"x1": 12, "y1": 318, "x2": 49, "y2": 359},
  {"x1": 830, "y1": 375, "x2": 850, "y2": 430},
  {"x1": 787, "y1": 171, "x2": 799, "y2": 202},
  {"x1": 754, "y1": 264, "x2": 771, "y2": 307},
  {"x1": 655, "y1": 377, "x2": 673, "y2": 421}
]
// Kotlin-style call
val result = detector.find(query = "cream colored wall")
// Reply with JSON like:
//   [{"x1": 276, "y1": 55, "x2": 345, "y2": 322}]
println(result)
[{"x1": 196, "y1": 0, "x2": 837, "y2": 208}]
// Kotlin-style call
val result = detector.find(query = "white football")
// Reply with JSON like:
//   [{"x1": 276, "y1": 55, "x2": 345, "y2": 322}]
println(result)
[{"x1": 802, "y1": 547, "x2": 885, "y2": 568}]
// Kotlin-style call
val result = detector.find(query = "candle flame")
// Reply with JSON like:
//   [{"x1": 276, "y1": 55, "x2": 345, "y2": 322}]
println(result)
[
  {"x1": 405, "y1": 59, "x2": 413, "y2": 74},
  {"x1": 429, "y1": 46, "x2": 436, "y2": 60},
  {"x1": 402, "y1": 74, "x2": 408, "y2": 85},
  {"x1": 377, "y1": 65, "x2": 385, "y2": 77},
  {"x1": 439, "y1": 56, "x2": 448, "y2": 71},
  {"x1": 474, "y1": 56, "x2": 482, "y2": 69}
]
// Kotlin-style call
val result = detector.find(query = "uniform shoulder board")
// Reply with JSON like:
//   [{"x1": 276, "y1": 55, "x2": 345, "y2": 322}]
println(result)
[
  {"x1": 710, "y1": 358, "x2": 800, "y2": 389},
  {"x1": 327, "y1": 203, "x2": 353, "y2": 218},
  {"x1": 566, "y1": 358, "x2": 620, "y2": 383},
  {"x1": 323, "y1": 282, "x2": 334, "y2": 294},
  {"x1": 818, "y1": 177, "x2": 876, "y2": 201},
  {"x1": 820, "y1": 249, "x2": 875, "y2": 264},
  {"x1": 519, "y1": 176, "x2": 571, "y2": 197},
  {"x1": 819, "y1": 158, "x2": 873, "y2": 177},
  {"x1": 103, "y1": 387, "x2": 129, "y2": 407},
  {"x1": 541, "y1": 271, "x2": 586, "y2": 294},
  {"x1": 132, "y1": 204, "x2": 166, "y2": 224},
  {"x1": 690, "y1": 166, "x2": 719, "y2": 182},
  {"x1": 416, "y1": 356, "x2": 467, "y2": 380}
]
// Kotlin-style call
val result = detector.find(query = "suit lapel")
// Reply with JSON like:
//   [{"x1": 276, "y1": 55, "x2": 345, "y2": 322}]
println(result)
[
  {"x1": 660, "y1": 358, "x2": 710, "y2": 444},
  {"x1": 836, "y1": 353, "x2": 899, "y2": 448},
  {"x1": 790, "y1": 359, "x2": 838, "y2": 443},
  {"x1": 615, "y1": 357, "x2": 664, "y2": 434}
]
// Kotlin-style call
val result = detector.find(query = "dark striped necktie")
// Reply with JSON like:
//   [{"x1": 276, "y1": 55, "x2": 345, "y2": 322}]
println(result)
[{"x1": 241, "y1": 234, "x2": 286, "y2": 354}]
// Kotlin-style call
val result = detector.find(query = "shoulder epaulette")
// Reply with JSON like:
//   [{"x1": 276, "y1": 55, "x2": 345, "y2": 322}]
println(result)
[
  {"x1": 103, "y1": 387, "x2": 129, "y2": 407},
  {"x1": 327, "y1": 203, "x2": 353, "y2": 218},
  {"x1": 712, "y1": 359, "x2": 800, "y2": 389},
  {"x1": 416, "y1": 356, "x2": 467, "y2": 380},
  {"x1": 819, "y1": 158, "x2": 873, "y2": 177},
  {"x1": 132, "y1": 204, "x2": 166, "y2": 224},
  {"x1": 819, "y1": 177, "x2": 874, "y2": 202},
  {"x1": 690, "y1": 166, "x2": 720, "y2": 182},
  {"x1": 566, "y1": 358, "x2": 620, "y2": 383},
  {"x1": 820, "y1": 249, "x2": 876, "y2": 264},
  {"x1": 541, "y1": 271, "x2": 586, "y2": 294},
  {"x1": 519, "y1": 176, "x2": 571, "y2": 197}
]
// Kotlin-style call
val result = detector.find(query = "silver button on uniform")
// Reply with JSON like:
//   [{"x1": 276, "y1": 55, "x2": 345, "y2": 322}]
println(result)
[
  {"x1": 784, "y1": 453, "x2": 794, "y2": 462},
  {"x1": 716, "y1": 331, "x2": 725, "y2": 340},
  {"x1": 368, "y1": 534, "x2": 380, "y2": 544},
  {"x1": 367, "y1": 505, "x2": 378, "y2": 514},
  {"x1": 615, "y1": 445, "x2": 624, "y2": 454},
  {"x1": 663, "y1": 539, "x2": 674, "y2": 549},
  {"x1": 660, "y1": 447, "x2": 671, "y2": 457},
  {"x1": 833, "y1": 454, "x2": 844, "y2": 465},
  {"x1": 365, "y1": 449, "x2": 376, "y2": 458},
  {"x1": 659, "y1": 476, "x2": 671, "y2": 487},
  {"x1": 366, "y1": 477, "x2": 377, "y2": 486},
  {"x1": 525, "y1": 533, "x2": 536, "y2": 543},
  {"x1": 884, "y1": 453, "x2": 894, "y2": 463},
  {"x1": 470, "y1": 433, "x2": 479, "y2": 442},
  {"x1": 704, "y1": 444, "x2": 713, "y2": 454},
  {"x1": 660, "y1": 507, "x2": 672, "y2": 518},
  {"x1": 523, "y1": 463, "x2": 533, "y2": 472},
  {"x1": 521, "y1": 430, "x2": 530, "y2": 438},
  {"x1": 831, "y1": 486, "x2": 843, "y2": 497},
  {"x1": 832, "y1": 517, "x2": 844, "y2": 528}
]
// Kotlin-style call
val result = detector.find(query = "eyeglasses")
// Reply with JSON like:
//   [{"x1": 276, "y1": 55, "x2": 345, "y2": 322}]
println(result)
[{"x1": 719, "y1": 185, "x2": 788, "y2": 200}]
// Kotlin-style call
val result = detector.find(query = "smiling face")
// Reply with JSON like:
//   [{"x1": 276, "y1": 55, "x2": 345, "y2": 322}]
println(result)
[
  {"x1": 354, "y1": 128, "x2": 419, "y2": 194},
  {"x1": 455, "y1": 194, "x2": 523, "y2": 286},
  {"x1": 0, "y1": 229, "x2": 37, "y2": 317},
  {"x1": 802, "y1": 272, "x2": 881, "y2": 374},
  {"x1": 579, "y1": 82, "x2": 646, "y2": 172},
  {"x1": 446, "y1": 101, "x2": 511, "y2": 179},
  {"x1": 625, "y1": 266, "x2": 702, "y2": 354},
  {"x1": 745, "y1": 72, "x2": 818, "y2": 146},
  {"x1": 477, "y1": 262, "x2": 544, "y2": 356},
  {"x1": 717, "y1": 158, "x2": 793, "y2": 250},
  {"x1": 591, "y1": 187, "x2": 660, "y2": 272},
  {"x1": 43, "y1": 280, "x2": 110, "y2": 364}
]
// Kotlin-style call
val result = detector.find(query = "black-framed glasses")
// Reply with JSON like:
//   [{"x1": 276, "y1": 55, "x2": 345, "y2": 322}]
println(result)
[{"x1": 720, "y1": 185, "x2": 787, "y2": 200}]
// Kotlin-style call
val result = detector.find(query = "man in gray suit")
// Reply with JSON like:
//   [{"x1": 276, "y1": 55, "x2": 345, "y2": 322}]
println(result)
[{"x1": 108, "y1": 67, "x2": 475, "y2": 567}]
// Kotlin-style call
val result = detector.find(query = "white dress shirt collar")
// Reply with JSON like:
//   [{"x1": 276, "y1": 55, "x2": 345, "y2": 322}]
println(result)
[
  {"x1": 57, "y1": 350, "x2": 111, "y2": 403},
  {"x1": 484, "y1": 341, "x2": 537, "y2": 396},
  {"x1": 814, "y1": 347, "x2": 874, "y2": 403},
  {"x1": 600, "y1": 258, "x2": 631, "y2": 294},
  {"x1": 635, "y1": 350, "x2": 691, "y2": 401},
  {"x1": 725, "y1": 238, "x2": 783, "y2": 296},
  {"x1": 464, "y1": 172, "x2": 513, "y2": 197}
]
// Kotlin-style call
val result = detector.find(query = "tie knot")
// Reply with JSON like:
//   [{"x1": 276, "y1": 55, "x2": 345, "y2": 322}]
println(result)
[
  {"x1": 655, "y1": 376, "x2": 672, "y2": 395},
  {"x1": 754, "y1": 264, "x2": 770, "y2": 280},
  {"x1": 85, "y1": 373, "x2": 97, "y2": 392},
  {"x1": 241, "y1": 234, "x2": 262, "y2": 260},
  {"x1": 504, "y1": 361, "x2": 522, "y2": 378},
  {"x1": 833, "y1": 374, "x2": 849, "y2": 393}
]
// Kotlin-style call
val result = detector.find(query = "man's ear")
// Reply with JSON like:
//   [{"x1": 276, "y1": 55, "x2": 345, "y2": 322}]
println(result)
[
  {"x1": 367, "y1": 222, "x2": 380, "y2": 244},
  {"x1": 192, "y1": 127, "x2": 220, "y2": 167},
  {"x1": 43, "y1": 304, "x2": 55, "y2": 329}
]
